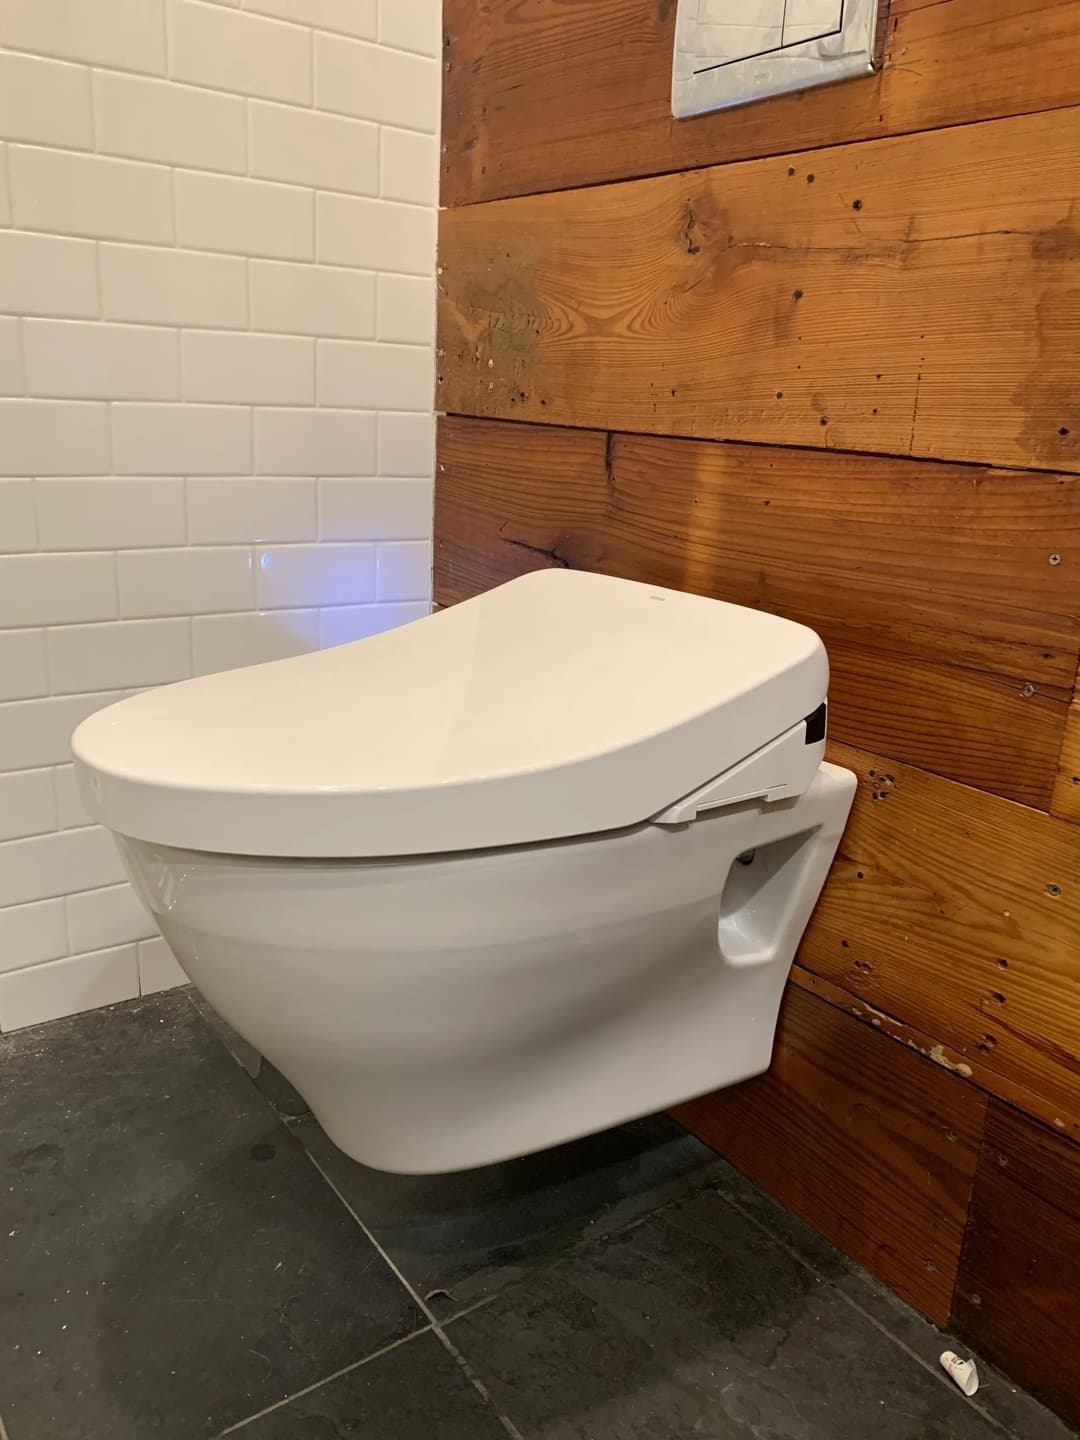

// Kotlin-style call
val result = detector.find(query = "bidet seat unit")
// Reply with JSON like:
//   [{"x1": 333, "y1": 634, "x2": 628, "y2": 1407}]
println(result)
[{"x1": 73, "y1": 570, "x2": 855, "y2": 1174}]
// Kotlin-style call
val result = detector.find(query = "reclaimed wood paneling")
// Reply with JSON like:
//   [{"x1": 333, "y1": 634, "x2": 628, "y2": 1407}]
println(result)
[
  {"x1": 672, "y1": 983, "x2": 987, "y2": 1325},
  {"x1": 435, "y1": 416, "x2": 1080, "y2": 806},
  {"x1": 805, "y1": 743, "x2": 1080, "y2": 1142},
  {"x1": 1051, "y1": 699, "x2": 1080, "y2": 821},
  {"x1": 789, "y1": 968, "x2": 1072, "y2": 1137},
  {"x1": 953, "y1": 1103, "x2": 1080, "y2": 1427},
  {"x1": 442, "y1": 0, "x2": 1080, "y2": 206},
  {"x1": 438, "y1": 106, "x2": 1080, "y2": 474}
]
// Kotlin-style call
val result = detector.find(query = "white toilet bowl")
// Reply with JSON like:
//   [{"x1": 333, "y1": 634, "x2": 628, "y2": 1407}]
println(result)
[{"x1": 73, "y1": 571, "x2": 855, "y2": 1174}]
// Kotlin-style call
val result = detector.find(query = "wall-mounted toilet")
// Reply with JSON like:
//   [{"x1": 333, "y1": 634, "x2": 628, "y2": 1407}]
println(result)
[{"x1": 72, "y1": 571, "x2": 855, "y2": 1174}]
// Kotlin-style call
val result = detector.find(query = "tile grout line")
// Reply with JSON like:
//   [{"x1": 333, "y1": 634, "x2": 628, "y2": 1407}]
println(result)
[
  {"x1": 305, "y1": 1150, "x2": 526, "y2": 1440},
  {"x1": 438, "y1": 1288, "x2": 506, "y2": 1328},
  {"x1": 212, "y1": 1323, "x2": 435, "y2": 1437},
  {"x1": 827, "y1": 1286, "x2": 1017, "y2": 1439},
  {"x1": 183, "y1": 999, "x2": 515, "y2": 1430},
  {"x1": 712, "y1": 1183, "x2": 1018, "y2": 1440}
]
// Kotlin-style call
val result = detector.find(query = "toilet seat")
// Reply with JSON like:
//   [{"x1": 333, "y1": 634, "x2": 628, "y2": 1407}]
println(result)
[
  {"x1": 72, "y1": 570, "x2": 828, "y2": 859},
  {"x1": 73, "y1": 570, "x2": 855, "y2": 1173}
]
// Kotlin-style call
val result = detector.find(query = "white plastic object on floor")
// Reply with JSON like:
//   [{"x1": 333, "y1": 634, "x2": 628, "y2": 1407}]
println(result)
[
  {"x1": 73, "y1": 570, "x2": 856, "y2": 1174},
  {"x1": 940, "y1": 1352, "x2": 980, "y2": 1397}
]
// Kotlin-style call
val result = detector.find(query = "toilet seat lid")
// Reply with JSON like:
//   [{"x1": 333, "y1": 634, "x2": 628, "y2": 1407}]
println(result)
[{"x1": 72, "y1": 570, "x2": 828, "y2": 858}]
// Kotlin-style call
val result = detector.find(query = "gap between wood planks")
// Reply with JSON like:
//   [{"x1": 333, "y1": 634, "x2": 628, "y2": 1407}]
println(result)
[
  {"x1": 439, "y1": 410, "x2": 1080, "y2": 484},
  {"x1": 441, "y1": 98, "x2": 1080, "y2": 209}
]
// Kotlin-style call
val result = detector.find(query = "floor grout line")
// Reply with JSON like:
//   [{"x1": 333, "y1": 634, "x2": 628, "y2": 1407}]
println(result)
[
  {"x1": 433, "y1": 1333, "x2": 528, "y2": 1440},
  {"x1": 306, "y1": 1151, "x2": 526, "y2": 1440},
  {"x1": 827, "y1": 1287, "x2": 1016, "y2": 1439},
  {"x1": 185, "y1": 993, "x2": 521, "y2": 1434},
  {"x1": 713, "y1": 1183, "x2": 1018, "y2": 1440},
  {"x1": 439, "y1": 1288, "x2": 506, "y2": 1328},
  {"x1": 304, "y1": 1153, "x2": 443, "y2": 1326},
  {"x1": 213, "y1": 1325, "x2": 435, "y2": 1438}
]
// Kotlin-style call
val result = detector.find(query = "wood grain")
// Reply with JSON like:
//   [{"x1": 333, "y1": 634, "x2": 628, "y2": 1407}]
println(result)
[
  {"x1": 442, "y1": 0, "x2": 1080, "y2": 206},
  {"x1": 953, "y1": 1103, "x2": 1080, "y2": 1428},
  {"x1": 435, "y1": 416, "x2": 1080, "y2": 805},
  {"x1": 1051, "y1": 700, "x2": 1080, "y2": 821},
  {"x1": 804, "y1": 743, "x2": 1080, "y2": 1143},
  {"x1": 438, "y1": 106, "x2": 1080, "y2": 474},
  {"x1": 790, "y1": 967, "x2": 1076, "y2": 1139},
  {"x1": 672, "y1": 982, "x2": 987, "y2": 1325}
]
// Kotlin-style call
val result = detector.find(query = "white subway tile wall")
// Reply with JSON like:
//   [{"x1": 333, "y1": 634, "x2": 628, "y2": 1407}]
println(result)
[
  {"x1": 0, "y1": 318, "x2": 24, "y2": 392},
  {"x1": 136, "y1": 934, "x2": 189, "y2": 995},
  {"x1": 0, "y1": 0, "x2": 439, "y2": 1030}
]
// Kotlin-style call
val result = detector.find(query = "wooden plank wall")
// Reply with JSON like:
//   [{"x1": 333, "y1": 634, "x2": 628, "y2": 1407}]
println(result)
[{"x1": 437, "y1": 0, "x2": 1080, "y2": 1423}]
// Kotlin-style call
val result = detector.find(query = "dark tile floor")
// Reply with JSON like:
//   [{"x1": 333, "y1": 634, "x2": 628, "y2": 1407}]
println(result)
[{"x1": 1, "y1": 990, "x2": 1074, "y2": 1440}]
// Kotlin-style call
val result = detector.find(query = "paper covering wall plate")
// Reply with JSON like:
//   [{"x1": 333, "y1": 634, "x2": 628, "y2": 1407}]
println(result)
[{"x1": 673, "y1": 0, "x2": 883, "y2": 119}]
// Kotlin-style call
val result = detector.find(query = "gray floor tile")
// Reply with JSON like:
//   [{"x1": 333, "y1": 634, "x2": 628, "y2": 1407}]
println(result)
[
  {"x1": 4, "y1": 990, "x2": 1072, "y2": 1440},
  {"x1": 186, "y1": 989, "x2": 310, "y2": 1119},
  {"x1": 709, "y1": 1162, "x2": 1074, "y2": 1440},
  {"x1": 447, "y1": 1187, "x2": 1015, "y2": 1440},
  {"x1": 0, "y1": 993, "x2": 425, "y2": 1440},
  {"x1": 229, "y1": 1331, "x2": 510, "y2": 1438},
  {"x1": 292, "y1": 1111, "x2": 724, "y2": 1317}
]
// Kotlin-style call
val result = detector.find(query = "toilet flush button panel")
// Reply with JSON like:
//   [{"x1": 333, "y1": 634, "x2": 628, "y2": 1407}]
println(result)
[{"x1": 672, "y1": 0, "x2": 882, "y2": 119}]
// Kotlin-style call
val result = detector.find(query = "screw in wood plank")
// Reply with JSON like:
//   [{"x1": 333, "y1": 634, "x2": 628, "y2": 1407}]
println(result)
[
  {"x1": 1047, "y1": 883, "x2": 1062, "y2": 897},
  {"x1": 1049, "y1": 553, "x2": 1062, "y2": 565},
  {"x1": 1022, "y1": 683, "x2": 1035, "y2": 697}
]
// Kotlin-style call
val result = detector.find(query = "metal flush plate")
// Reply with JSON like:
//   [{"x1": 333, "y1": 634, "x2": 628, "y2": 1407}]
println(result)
[{"x1": 672, "y1": 0, "x2": 882, "y2": 120}]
